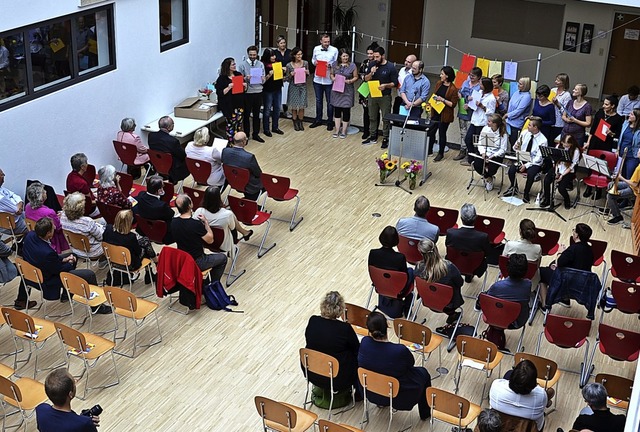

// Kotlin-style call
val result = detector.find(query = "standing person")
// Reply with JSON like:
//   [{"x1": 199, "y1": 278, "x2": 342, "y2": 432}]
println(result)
[
  {"x1": 274, "y1": 35, "x2": 292, "y2": 119},
  {"x1": 261, "y1": 48, "x2": 284, "y2": 137},
  {"x1": 463, "y1": 77, "x2": 496, "y2": 165},
  {"x1": 585, "y1": 95, "x2": 623, "y2": 152},
  {"x1": 329, "y1": 48, "x2": 358, "y2": 139},
  {"x1": 617, "y1": 85, "x2": 640, "y2": 117},
  {"x1": 362, "y1": 46, "x2": 399, "y2": 149},
  {"x1": 215, "y1": 57, "x2": 246, "y2": 143},
  {"x1": 492, "y1": 74, "x2": 509, "y2": 116},
  {"x1": 310, "y1": 33, "x2": 338, "y2": 130},
  {"x1": 562, "y1": 83, "x2": 592, "y2": 148},
  {"x1": 148, "y1": 116, "x2": 190, "y2": 184},
  {"x1": 504, "y1": 76, "x2": 533, "y2": 148},
  {"x1": 399, "y1": 60, "x2": 430, "y2": 119},
  {"x1": 285, "y1": 47, "x2": 309, "y2": 131},
  {"x1": 238, "y1": 45, "x2": 266, "y2": 143},
  {"x1": 393, "y1": 54, "x2": 417, "y2": 114},
  {"x1": 472, "y1": 113, "x2": 509, "y2": 191},
  {"x1": 551, "y1": 73, "x2": 571, "y2": 140},
  {"x1": 359, "y1": 42, "x2": 378, "y2": 140},
  {"x1": 453, "y1": 67, "x2": 482, "y2": 161},
  {"x1": 532, "y1": 84, "x2": 556, "y2": 144},
  {"x1": 542, "y1": 135, "x2": 581, "y2": 209},
  {"x1": 504, "y1": 116, "x2": 547, "y2": 203},
  {"x1": 618, "y1": 108, "x2": 640, "y2": 179},
  {"x1": 430, "y1": 66, "x2": 459, "y2": 161}
]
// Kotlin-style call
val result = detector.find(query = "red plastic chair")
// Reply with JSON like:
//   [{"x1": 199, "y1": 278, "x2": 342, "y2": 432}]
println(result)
[
  {"x1": 227, "y1": 195, "x2": 275, "y2": 258},
  {"x1": 474, "y1": 215, "x2": 505, "y2": 245},
  {"x1": 496, "y1": 255, "x2": 538, "y2": 281},
  {"x1": 113, "y1": 140, "x2": 152, "y2": 184},
  {"x1": 532, "y1": 227, "x2": 560, "y2": 256},
  {"x1": 222, "y1": 165, "x2": 250, "y2": 196},
  {"x1": 610, "y1": 249, "x2": 640, "y2": 283},
  {"x1": 475, "y1": 293, "x2": 526, "y2": 353},
  {"x1": 583, "y1": 150, "x2": 618, "y2": 190},
  {"x1": 160, "y1": 181, "x2": 175, "y2": 205},
  {"x1": 81, "y1": 164, "x2": 97, "y2": 187},
  {"x1": 259, "y1": 173, "x2": 303, "y2": 231},
  {"x1": 610, "y1": 280, "x2": 640, "y2": 315},
  {"x1": 585, "y1": 323, "x2": 640, "y2": 387},
  {"x1": 570, "y1": 237, "x2": 609, "y2": 283},
  {"x1": 536, "y1": 314, "x2": 592, "y2": 386},
  {"x1": 116, "y1": 171, "x2": 134, "y2": 198},
  {"x1": 366, "y1": 265, "x2": 411, "y2": 312},
  {"x1": 414, "y1": 279, "x2": 464, "y2": 352},
  {"x1": 96, "y1": 202, "x2": 123, "y2": 225},
  {"x1": 204, "y1": 227, "x2": 245, "y2": 286},
  {"x1": 135, "y1": 216, "x2": 168, "y2": 244},
  {"x1": 183, "y1": 186, "x2": 205, "y2": 210},
  {"x1": 446, "y1": 246, "x2": 488, "y2": 294},
  {"x1": 185, "y1": 157, "x2": 213, "y2": 186},
  {"x1": 147, "y1": 150, "x2": 183, "y2": 193},
  {"x1": 426, "y1": 206, "x2": 458, "y2": 236},
  {"x1": 397, "y1": 235, "x2": 422, "y2": 266}
]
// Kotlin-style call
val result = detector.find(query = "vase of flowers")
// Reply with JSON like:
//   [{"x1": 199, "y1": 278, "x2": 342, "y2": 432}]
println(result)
[
  {"x1": 421, "y1": 102, "x2": 431, "y2": 122},
  {"x1": 376, "y1": 152, "x2": 397, "y2": 183},
  {"x1": 198, "y1": 87, "x2": 213, "y2": 100},
  {"x1": 401, "y1": 159, "x2": 422, "y2": 190}
]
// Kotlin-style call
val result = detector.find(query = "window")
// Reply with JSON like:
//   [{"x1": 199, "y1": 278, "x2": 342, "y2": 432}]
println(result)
[
  {"x1": 0, "y1": 5, "x2": 115, "y2": 112},
  {"x1": 160, "y1": 0, "x2": 189, "y2": 51}
]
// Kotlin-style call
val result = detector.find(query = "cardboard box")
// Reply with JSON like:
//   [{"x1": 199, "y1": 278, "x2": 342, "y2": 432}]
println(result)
[{"x1": 174, "y1": 97, "x2": 217, "y2": 120}]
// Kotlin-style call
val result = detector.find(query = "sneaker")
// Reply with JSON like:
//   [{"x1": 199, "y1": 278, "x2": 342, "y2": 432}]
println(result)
[
  {"x1": 362, "y1": 136, "x2": 377, "y2": 145},
  {"x1": 285, "y1": 112, "x2": 293, "y2": 119},
  {"x1": 433, "y1": 154, "x2": 444, "y2": 162},
  {"x1": 332, "y1": 133, "x2": 339, "y2": 138},
  {"x1": 558, "y1": 299, "x2": 571, "y2": 308},
  {"x1": 339, "y1": 133, "x2": 347, "y2": 139},
  {"x1": 381, "y1": 138, "x2": 389, "y2": 149},
  {"x1": 607, "y1": 215, "x2": 624, "y2": 225},
  {"x1": 622, "y1": 222, "x2": 631, "y2": 229},
  {"x1": 361, "y1": 132, "x2": 370, "y2": 140},
  {"x1": 473, "y1": 299, "x2": 481, "y2": 312},
  {"x1": 485, "y1": 179, "x2": 494, "y2": 191},
  {"x1": 91, "y1": 304, "x2": 112, "y2": 315}
]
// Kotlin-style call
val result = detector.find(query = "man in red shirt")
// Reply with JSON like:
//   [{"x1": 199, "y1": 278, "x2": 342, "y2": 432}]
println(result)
[{"x1": 65, "y1": 153, "x2": 99, "y2": 217}]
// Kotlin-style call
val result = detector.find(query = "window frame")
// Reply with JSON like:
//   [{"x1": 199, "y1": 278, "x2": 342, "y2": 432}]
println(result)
[{"x1": 159, "y1": 0, "x2": 189, "y2": 52}]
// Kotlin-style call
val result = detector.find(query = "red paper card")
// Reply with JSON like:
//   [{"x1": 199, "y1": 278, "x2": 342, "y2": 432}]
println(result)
[
  {"x1": 315, "y1": 60, "x2": 328, "y2": 77},
  {"x1": 454, "y1": 70, "x2": 467, "y2": 89},
  {"x1": 594, "y1": 119, "x2": 611, "y2": 141},
  {"x1": 492, "y1": 88, "x2": 499, "y2": 97},
  {"x1": 232, "y1": 75, "x2": 244, "y2": 94},
  {"x1": 460, "y1": 54, "x2": 476, "y2": 73}
]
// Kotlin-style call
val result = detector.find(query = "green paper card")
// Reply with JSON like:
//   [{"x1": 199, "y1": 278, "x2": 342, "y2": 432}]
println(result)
[{"x1": 358, "y1": 82, "x2": 370, "y2": 97}]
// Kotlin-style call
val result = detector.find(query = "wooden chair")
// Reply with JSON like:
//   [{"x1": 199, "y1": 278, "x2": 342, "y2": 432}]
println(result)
[
  {"x1": 113, "y1": 140, "x2": 152, "y2": 184},
  {"x1": 24, "y1": 217, "x2": 37, "y2": 232},
  {"x1": 426, "y1": 206, "x2": 458, "y2": 236},
  {"x1": 12, "y1": 257, "x2": 44, "y2": 316},
  {"x1": 393, "y1": 318, "x2": 444, "y2": 376},
  {"x1": 585, "y1": 323, "x2": 640, "y2": 387},
  {"x1": 317, "y1": 419, "x2": 364, "y2": 432},
  {"x1": 515, "y1": 352, "x2": 562, "y2": 412},
  {"x1": 475, "y1": 293, "x2": 526, "y2": 353},
  {"x1": 299, "y1": 348, "x2": 354, "y2": 420},
  {"x1": 104, "y1": 286, "x2": 162, "y2": 358},
  {"x1": 135, "y1": 215, "x2": 168, "y2": 244},
  {"x1": 227, "y1": 195, "x2": 275, "y2": 258},
  {"x1": 366, "y1": 265, "x2": 412, "y2": 313},
  {"x1": 426, "y1": 386, "x2": 481, "y2": 431},
  {"x1": 594, "y1": 373, "x2": 633, "y2": 412},
  {"x1": 357, "y1": 367, "x2": 407, "y2": 432},
  {"x1": 185, "y1": 157, "x2": 213, "y2": 186},
  {"x1": 260, "y1": 172, "x2": 303, "y2": 231},
  {"x1": 0, "y1": 212, "x2": 25, "y2": 256},
  {"x1": 53, "y1": 321, "x2": 119, "y2": 400},
  {"x1": 0, "y1": 375, "x2": 47, "y2": 431},
  {"x1": 102, "y1": 242, "x2": 154, "y2": 296},
  {"x1": 397, "y1": 235, "x2": 422, "y2": 266},
  {"x1": 343, "y1": 303, "x2": 370, "y2": 338},
  {"x1": 413, "y1": 279, "x2": 464, "y2": 353},
  {"x1": 60, "y1": 272, "x2": 108, "y2": 332},
  {"x1": 454, "y1": 335, "x2": 503, "y2": 403},
  {"x1": 254, "y1": 396, "x2": 317, "y2": 432},
  {"x1": 62, "y1": 230, "x2": 103, "y2": 269}
]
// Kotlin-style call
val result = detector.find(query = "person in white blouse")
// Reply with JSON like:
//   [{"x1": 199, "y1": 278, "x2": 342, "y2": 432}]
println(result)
[
  {"x1": 472, "y1": 114, "x2": 509, "y2": 191},
  {"x1": 541, "y1": 134, "x2": 581, "y2": 209},
  {"x1": 463, "y1": 77, "x2": 496, "y2": 166},
  {"x1": 0, "y1": 168, "x2": 28, "y2": 235},
  {"x1": 185, "y1": 127, "x2": 226, "y2": 188}
]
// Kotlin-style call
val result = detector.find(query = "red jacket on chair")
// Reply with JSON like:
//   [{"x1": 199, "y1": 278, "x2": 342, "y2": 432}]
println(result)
[{"x1": 156, "y1": 247, "x2": 203, "y2": 309}]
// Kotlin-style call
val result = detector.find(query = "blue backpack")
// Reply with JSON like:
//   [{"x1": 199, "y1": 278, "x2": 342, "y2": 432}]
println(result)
[{"x1": 203, "y1": 281, "x2": 242, "y2": 312}]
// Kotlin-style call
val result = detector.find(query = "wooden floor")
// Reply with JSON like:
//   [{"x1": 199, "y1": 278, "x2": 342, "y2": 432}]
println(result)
[{"x1": 0, "y1": 116, "x2": 636, "y2": 432}]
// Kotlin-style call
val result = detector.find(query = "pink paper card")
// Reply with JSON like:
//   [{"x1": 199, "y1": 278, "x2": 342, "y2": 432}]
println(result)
[
  {"x1": 294, "y1": 68, "x2": 306, "y2": 84},
  {"x1": 332, "y1": 74, "x2": 345, "y2": 93},
  {"x1": 315, "y1": 60, "x2": 328, "y2": 77}
]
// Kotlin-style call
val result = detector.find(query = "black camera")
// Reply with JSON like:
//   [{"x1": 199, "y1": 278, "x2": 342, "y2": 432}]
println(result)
[{"x1": 81, "y1": 404, "x2": 103, "y2": 417}]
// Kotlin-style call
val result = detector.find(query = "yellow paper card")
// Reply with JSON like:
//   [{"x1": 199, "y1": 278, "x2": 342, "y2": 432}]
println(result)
[
  {"x1": 368, "y1": 80, "x2": 382, "y2": 98},
  {"x1": 488, "y1": 60, "x2": 502, "y2": 77},
  {"x1": 521, "y1": 118, "x2": 530, "y2": 132},
  {"x1": 476, "y1": 58, "x2": 490, "y2": 77},
  {"x1": 429, "y1": 94, "x2": 445, "y2": 114},
  {"x1": 50, "y1": 39, "x2": 65, "y2": 53},
  {"x1": 548, "y1": 90, "x2": 556, "y2": 102},
  {"x1": 530, "y1": 81, "x2": 537, "y2": 98},
  {"x1": 272, "y1": 62, "x2": 283, "y2": 80}
]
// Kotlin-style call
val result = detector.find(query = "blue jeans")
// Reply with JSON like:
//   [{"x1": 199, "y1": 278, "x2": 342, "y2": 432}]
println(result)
[
  {"x1": 313, "y1": 81, "x2": 333, "y2": 123},
  {"x1": 262, "y1": 90, "x2": 281, "y2": 132}
]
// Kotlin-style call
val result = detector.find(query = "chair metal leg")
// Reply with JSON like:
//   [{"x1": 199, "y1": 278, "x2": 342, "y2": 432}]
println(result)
[{"x1": 224, "y1": 245, "x2": 246, "y2": 287}]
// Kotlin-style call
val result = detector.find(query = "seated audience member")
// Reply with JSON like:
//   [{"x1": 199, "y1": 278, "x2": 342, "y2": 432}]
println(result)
[
  {"x1": 116, "y1": 117, "x2": 150, "y2": 172},
  {"x1": 472, "y1": 113, "x2": 509, "y2": 192},
  {"x1": 368, "y1": 226, "x2": 414, "y2": 318},
  {"x1": 148, "y1": 115, "x2": 190, "y2": 183},
  {"x1": 185, "y1": 127, "x2": 226, "y2": 188},
  {"x1": 96, "y1": 165, "x2": 131, "y2": 209},
  {"x1": 170, "y1": 194, "x2": 227, "y2": 282},
  {"x1": 221, "y1": 132, "x2": 264, "y2": 201},
  {"x1": 572, "y1": 383, "x2": 626, "y2": 432},
  {"x1": 538, "y1": 223, "x2": 593, "y2": 309},
  {"x1": 358, "y1": 311, "x2": 432, "y2": 420},
  {"x1": 0, "y1": 168, "x2": 28, "y2": 234},
  {"x1": 504, "y1": 116, "x2": 548, "y2": 203},
  {"x1": 503, "y1": 218, "x2": 542, "y2": 263},
  {"x1": 445, "y1": 203, "x2": 491, "y2": 282},
  {"x1": 486, "y1": 253, "x2": 531, "y2": 329},
  {"x1": 395, "y1": 195, "x2": 439, "y2": 242},
  {"x1": 25, "y1": 181, "x2": 69, "y2": 253},
  {"x1": 605, "y1": 148, "x2": 640, "y2": 225},
  {"x1": 477, "y1": 409, "x2": 502, "y2": 432},
  {"x1": 489, "y1": 359, "x2": 552, "y2": 431},
  {"x1": 65, "y1": 153, "x2": 99, "y2": 217},
  {"x1": 60, "y1": 193, "x2": 105, "y2": 261},
  {"x1": 133, "y1": 175, "x2": 175, "y2": 244},
  {"x1": 303, "y1": 291, "x2": 360, "y2": 398},
  {"x1": 36, "y1": 368, "x2": 100, "y2": 432},
  {"x1": 541, "y1": 134, "x2": 581, "y2": 210},
  {"x1": 193, "y1": 186, "x2": 252, "y2": 253},
  {"x1": 414, "y1": 238, "x2": 463, "y2": 325},
  {"x1": 0, "y1": 240, "x2": 33, "y2": 310},
  {"x1": 617, "y1": 84, "x2": 640, "y2": 117}
]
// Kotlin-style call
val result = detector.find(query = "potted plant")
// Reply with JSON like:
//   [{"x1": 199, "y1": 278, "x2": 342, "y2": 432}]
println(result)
[{"x1": 333, "y1": 1, "x2": 359, "y2": 51}]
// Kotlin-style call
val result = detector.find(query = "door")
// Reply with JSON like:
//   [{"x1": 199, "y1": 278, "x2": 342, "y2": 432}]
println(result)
[
  {"x1": 388, "y1": 0, "x2": 424, "y2": 63},
  {"x1": 603, "y1": 12, "x2": 640, "y2": 96}
]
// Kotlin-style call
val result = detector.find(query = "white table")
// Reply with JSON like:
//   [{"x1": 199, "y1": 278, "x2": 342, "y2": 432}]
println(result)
[{"x1": 142, "y1": 111, "x2": 225, "y2": 142}]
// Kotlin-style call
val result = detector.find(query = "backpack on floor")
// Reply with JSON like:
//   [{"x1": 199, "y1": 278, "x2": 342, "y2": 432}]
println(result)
[
  {"x1": 481, "y1": 325, "x2": 506, "y2": 350},
  {"x1": 203, "y1": 281, "x2": 241, "y2": 312}
]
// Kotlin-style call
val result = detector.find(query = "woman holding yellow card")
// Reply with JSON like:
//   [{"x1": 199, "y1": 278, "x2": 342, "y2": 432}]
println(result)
[
  {"x1": 261, "y1": 48, "x2": 284, "y2": 137},
  {"x1": 429, "y1": 66, "x2": 459, "y2": 161}
]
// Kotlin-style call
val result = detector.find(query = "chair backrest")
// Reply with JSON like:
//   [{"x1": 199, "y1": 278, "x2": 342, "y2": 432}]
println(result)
[
  {"x1": 594, "y1": 373, "x2": 633, "y2": 405},
  {"x1": 206, "y1": 226, "x2": 226, "y2": 253},
  {"x1": 60, "y1": 272, "x2": 93, "y2": 299},
  {"x1": 14, "y1": 257, "x2": 44, "y2": 286},
  {"x1": 532, "y1": 227, "x2": 560, "y2": 256},
  {"x1": 456, "y1": 335, "x2": 499, "y2": 363},
  {"x1": 54, "y1": 321, "x2": 89, "y2": 353},
  {"x1": 223, "y1": 165, "x2": 250, "y2": 193},
  {"x1": 183, "y1": 186, "x2": 205, "y2": 210},
  {"x1": 113, "y1": 140, "x2": 140, "y2": 166},
  {"x1": 185, "y1": 157, "x2": 213, "y2": 185},
  {"x1": 116, "y1": 172, "x2": 134, "y2": 198},
  {"x1": 63, "y1": 230, "x2": 91, "y2": 255},
  {"x1": 104, "y1": 286, "x2": 138, "y2": 313},
  {"x1": 0, "y1": 375, "x2": 23, "y2": 403},
  {"x1": 397, "y1": 235, "x2": 422, "y2": 265},
  {"x1": 343, "y1": 303, "x2": 370, "y2": 329},
  {"x1": 570, "y1": 237, "x2": 608, "y2": 267},
  {"x1": 446, "y1": 246, "x2": 485, "y2": 276},
  {"x1": 254, "y1": 396, "x2": 298, "y2": 429},
  {"x1": 426, "y1": 206, "x2": 458, "y2": 235},
  {"x1": 81, "y1": 164, "x2": 97, "y2": 186},
  {"x1": 147, "y1": 149, "x2": 173, "y2": 176},
  {"x1": 227, "y1": 195, "x2": 259, "y2": 225},
  {"x1": 598, "y1": 322, "x2": 640, "y2": 362},
  {"x1": 474, "y1": 215, "x2": 505, "y2": 244},
  {"x1": 102, "y1": 242, "x2": 132, "y2": 268},
  {"x1": 1, "y1": 307, "x2": 38, "y2": 334},
  {"x1": 261, "y1": 172, "x2": 292, "y2": 200},
  {"x1": 135, "y1": 216, "x2": 168, "y2": 244},
  {"x1": 0, "y1": 212, "x2": 16, "y2": 230},
  {"x1": 24, "y1": 217, "x2": 37, "y2": 231},
  {"x1": 478, "y1": 293, "x2": 522, "y2": 330},
  {"x1": 425, "y1": 386, "x2": 470, "y2": 419},
  {"x1": 160, "y1": 181, "x2": 175, "y2": 205},
  {"x1": 393, "y1": 318, "x2": 432, "y2": 347},
  {"x1": 497, "y1": 255, "x2": 538, "y2": 280},
  {"x1": 299, "y1": 348, "x2": 339, "y2": 379},
  {"x1": 544, "y1": 314, "x2": 592, "y2": 349},
  {"x1": 610, "y1": 249, "x2": 640, "y2": 283},
  {"x1": 368, "y1": 265, "x2": 408, "y2": 299},
  {"x1": 96, "y1": 201, "x2": 123, "y2": 225},
  {"x1": 358, "y1": 367, "x2": 400, "y2": 399},
  {"x1": 415, "y1": 279, "x2": 454, "y2": 313},
  {"x1": 587, "y1": 149, "x2": 618, "y2": 171},
  {"x1": 610, "y1": 280, "x2": 640, "y2": 314},
  {"x1": 514, "y1": 352, "x2": 558, "y2": 384},
  {"x1": 317, "y1": 419, "x2": 364, "y2": 432}
]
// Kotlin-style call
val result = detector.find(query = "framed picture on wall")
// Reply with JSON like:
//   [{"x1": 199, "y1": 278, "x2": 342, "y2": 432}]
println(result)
[
  {"x1": 580, "y1": 24, "x2": 595, "y2": 54},
  {"x1": 563, "y1": 21, "x2": 580, "y2": 52}
]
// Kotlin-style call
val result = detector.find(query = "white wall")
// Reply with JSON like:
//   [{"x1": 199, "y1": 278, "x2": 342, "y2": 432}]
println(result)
[{"x1": 0, "y1": 0, "x2": 254, "y2": 196}]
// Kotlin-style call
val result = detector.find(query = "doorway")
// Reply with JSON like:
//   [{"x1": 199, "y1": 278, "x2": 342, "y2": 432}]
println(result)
[
  {"x1": 387, "y1": 0, "x2": 424, "y2": 64},
  {"x1": 602, "y1": 12, "x2": 640, "y2": 96}
]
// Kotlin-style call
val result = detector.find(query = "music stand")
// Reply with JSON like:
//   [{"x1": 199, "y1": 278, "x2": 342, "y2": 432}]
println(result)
[
  {"x1": 527, "y1": 146, "x2": 570, "y2": 221},
  {"x1": 467, "y1": 133, "x2": 506, "y2": 200},
  {"x1": 569, "y1": 153, "x2": 611, "y2": 230}
]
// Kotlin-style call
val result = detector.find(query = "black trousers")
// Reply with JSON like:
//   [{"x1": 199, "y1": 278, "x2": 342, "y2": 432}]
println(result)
[
  {"x1": 243, "y1": 92, "x2": 262, "y2": 138},
  {"x1": 508, "y1": 164, "x2": 542, "y2": 197}
]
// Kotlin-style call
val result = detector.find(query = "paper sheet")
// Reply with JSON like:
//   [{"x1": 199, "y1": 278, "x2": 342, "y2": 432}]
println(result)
[
  {"x1": 357, "y1": 81, "x2": 370, "y2": 97},
  {"x1": 429, "y1": 94, "x2": 445, "y2": 114},
  {"x1": 368, "y1": 80, "x2": 382, "y2": 98},
  {"x1": 249, "y1": 67, "x2": 262, "y2": 85},
  {"x1": 272, "y1": 62, "x2": 283, "y2": 80},
  {"x1": 294, "y1": 67, "x2": 306, "y2": 84},
  {"x1": 332, "y1": 74, "x2": 345, "y2": 93},
  {"x1": 315, "y1": 60, "x2": 328, "y2": 77},
  {"x1": 232, "y1": 75, "x2": 244, "y2": 94},
  {"x1": 468, "y1": 89, "x2": 482, "y2": 111},
  {"x1": 504, "y1": 61, "x2": 518, "y2": 81},
  {"x1": 460, "y1": 54, "x2": 476, "y2": 73},
  {"x1": 454, "y1": 70, "x2": 467, "y2": 89},
  {"x1": 476, "y1": 58, "x2": 490, "y2": 77},
  {"x1": 488, "y1": 60, "x2": 502, "y2": 77}
]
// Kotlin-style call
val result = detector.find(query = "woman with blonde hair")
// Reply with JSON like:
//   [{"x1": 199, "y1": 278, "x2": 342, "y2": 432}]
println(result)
[
  {"x1": 562, "y1": 83, "x2": 592, "y2": 147},
  {"x1": 60, "y1": 192, "x2": 105, "y2": 260},
  {"x1": 185, "y1": 127, "x2": 226, "y2": 187},
  {"x1": 103, "y1": 209, "x2": 157, "y2": 268}
]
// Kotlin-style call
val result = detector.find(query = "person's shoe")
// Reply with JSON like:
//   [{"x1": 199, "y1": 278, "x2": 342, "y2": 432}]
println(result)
[
  {"x1": 361, "y1": 132, "x2": 370, "y2": 140},
  {"x1": 597, "y1": 206, "x2": 610, "y2": 216},
  {"x1": 583, "y1": 186, "x2": 593, "y2": 198},
  {"x1": 464, "y1": 274, "x2": 473, "y2": 283},
  {"x1": 263, "y1": 130, "x2": 272, "y2": 137},
  {"x1": 293, "y1": 119, "x2": 300, "y2": 131},
  {"x1": 539, "y1": 200, "x2": 550, "y2": 208},
  {"x1": 362, "y1": 136, "x2": 377, "y2": 145},
  {"x1": 459, "y1": 160, "x2": 471, "y2": 166},
  {"x1": 608, "y1": 215, "x2": 624, "y2": 225},
  {"x1": 446, "y1": 311, "x2": 461, "y2": 324},
  {"x1": 14, "y1": 300, "x2": 37, "y2": 311},
  {"x1": 332, "y1": 132, "x2": 339, "y2": 138},
  {"x1": 473, "y1": 299, "x2": 481, "y2": 312},
  {"x1": 453, "y1": 149, "x2": 467, "y2": 161},
  {"x1": 91, "y1": 304, "x2": 112, "y2": 315},
  {"x1": 309, "y1": 121, "x2": 322, "y2": 128},
  {"x1": 285, "y1": 111, "x2": 293, "y2": 119},
  {"x1": 564, "y1": 200, "x2": 572, "y2": 210},
  {"x1": 502, "y1": 186, "x2": 518, "y2": 197},
  {"x1": 485, "y1": 180, "x2": 494, "y2": 191},
  {"x1": 522, "y1": 195, "x2": 530, "y2": 204},
  {"x1": 98, "y1": 258, "x2": 108, "y2": 270},
  {"x1": 534, "y1": 172, "x2": 542, "y2": 182},
  {"x1": 242, "y1": 230, "x2": 254, "y2": 241},
  {"x1": 622, "y1": 221, "x2": 631, "y2": 229},
  {"x1": 594, "y1": 189, "x2": 603, "y2": 200},
  {"x1": 272, "y1": 129, "x2": 284, "y2": 135},
  {"x1": 253, "y1": 135, "x2": 265, "y2": 143},
  {"x1": 433, "y1": 153, "x2": 444, "y2": 162},
  {"x1": 326, "y1": 122, "x2": 334, "y2": 131},
  {"x1": 381, "y1": 138, "x2": 389, "y2": 149},
  {"x1": 339, "y1": 133, "x2": 347, "y2": 139},
  {"x1": 298, "y1": 120, "x2": 305, "y2": 131},
  {"x1": 558, "y1": 298, "x2": 571, "y2": 308}
]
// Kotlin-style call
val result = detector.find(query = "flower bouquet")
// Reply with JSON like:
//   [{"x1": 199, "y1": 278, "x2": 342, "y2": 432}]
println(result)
[
  {"x1": 376, "y1": 152, "x2": 397, "y2": 183},
  {"x1": 401, "y1": 159, "x2": 422, "y2": 190},
  {"x1": 421, "y1": 102, "x2": 431, "y2": 121},
  {"x1": 198, "y1": 87, "x2": 213, "y2": 100}
]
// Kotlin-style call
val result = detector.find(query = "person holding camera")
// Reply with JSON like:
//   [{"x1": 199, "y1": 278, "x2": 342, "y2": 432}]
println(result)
[{"x1": 36, "y1": 368, "x2": 101, "y2": 432}]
